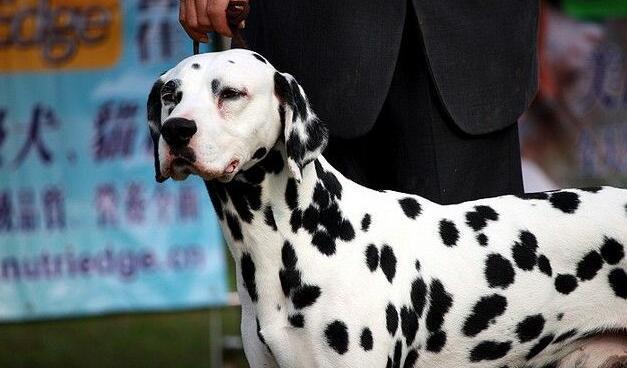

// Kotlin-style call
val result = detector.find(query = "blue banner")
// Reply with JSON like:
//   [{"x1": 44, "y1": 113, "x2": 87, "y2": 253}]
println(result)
[{"x1": 0, "y1": 0, "x2": 228, "y2": 321}]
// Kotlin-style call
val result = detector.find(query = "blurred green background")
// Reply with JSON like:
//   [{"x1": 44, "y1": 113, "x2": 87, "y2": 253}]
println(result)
[
  {"x1": 0, "y1": 308, "x2": 242, "y2": 368},
  {"x1": 0, "y1": 257, "x2": 248, "y2": 368}
]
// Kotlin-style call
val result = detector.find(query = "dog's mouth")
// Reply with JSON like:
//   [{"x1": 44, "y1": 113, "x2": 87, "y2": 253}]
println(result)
[
  {"x1": 170, "y1": 157, "x2": 195, "y2": 180},
  {"x1": 165, "y1": 153, "x2": 241, "y2": 182}
]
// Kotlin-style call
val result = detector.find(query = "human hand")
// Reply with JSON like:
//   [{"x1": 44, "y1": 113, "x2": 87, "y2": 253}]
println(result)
[{"x1": 179, "y1": 0, "x2": 233, "y2": 43}]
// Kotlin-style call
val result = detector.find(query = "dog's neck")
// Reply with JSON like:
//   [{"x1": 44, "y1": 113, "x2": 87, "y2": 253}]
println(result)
[{"x1": 203, "y1": 142, "x2": 349, "y2": 317}]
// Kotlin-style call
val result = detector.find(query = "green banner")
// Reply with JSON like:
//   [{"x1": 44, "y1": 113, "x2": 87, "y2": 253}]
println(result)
[{"x1": 564, "y1": 0, "x2": 627, "y2": 19}]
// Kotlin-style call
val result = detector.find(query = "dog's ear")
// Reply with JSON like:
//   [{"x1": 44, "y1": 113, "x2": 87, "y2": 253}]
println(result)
[
  {"x1": 274, "y1": 72, "x2": 328, "y2": 181},
  {"x1": 147, "y1": 78, "x2": 168, "y2": 183}
]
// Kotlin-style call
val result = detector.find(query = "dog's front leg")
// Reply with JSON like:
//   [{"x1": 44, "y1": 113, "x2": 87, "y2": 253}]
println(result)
[{"x1": 239, "y1": 286, "x2": 279, "y2": 368}]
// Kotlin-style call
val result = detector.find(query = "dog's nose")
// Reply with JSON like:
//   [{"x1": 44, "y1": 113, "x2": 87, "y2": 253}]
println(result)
[{"x1": 161, "y1": 118, "x2": 197, "y2": 148}]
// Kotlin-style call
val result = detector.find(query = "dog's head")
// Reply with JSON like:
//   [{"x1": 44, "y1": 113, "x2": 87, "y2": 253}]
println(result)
[{"x1": 147, "y1": 49, "x2": 327, "y2": 183}]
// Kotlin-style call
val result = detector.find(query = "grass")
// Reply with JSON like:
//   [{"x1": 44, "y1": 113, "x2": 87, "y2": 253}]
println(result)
[{"x1": 0, "y1": 308, "x2": 248, "y2": 368}]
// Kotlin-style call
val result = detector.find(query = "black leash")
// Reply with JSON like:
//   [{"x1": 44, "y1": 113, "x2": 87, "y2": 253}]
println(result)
[{"x1": 192, "y1": 0, "x2": 250, "y2": 55}]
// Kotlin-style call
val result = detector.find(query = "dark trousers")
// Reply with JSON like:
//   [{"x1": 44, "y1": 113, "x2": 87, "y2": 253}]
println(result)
[{"x1": 324, "y1": 11, "x2": 524, "y2": 205}]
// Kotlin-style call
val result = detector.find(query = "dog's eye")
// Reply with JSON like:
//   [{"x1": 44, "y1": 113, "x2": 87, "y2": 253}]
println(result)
[
  {"x1": 161, "y1": 80, "x2": 182, "y2": 104},
  {"x1": 220, "y1": 88, "x2": 245, "y2": 100}
]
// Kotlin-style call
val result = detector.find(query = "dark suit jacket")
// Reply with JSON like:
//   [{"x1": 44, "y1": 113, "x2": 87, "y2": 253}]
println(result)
[{"x1": 243, "y1": 0, "x2": 538, "y2": 138}]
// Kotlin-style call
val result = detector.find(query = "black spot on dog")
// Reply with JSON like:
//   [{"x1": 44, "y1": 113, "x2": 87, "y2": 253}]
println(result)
[
  {"x1": 526, "y1": 334, "x2": 554, "y2": 360},
  {"x1": 279, "y1": 241, "x2": 301, "y2": 296},
  {"x1": 211, "y1": 79, "x2": 220, "y2": 95},
  {"x1": 466, "y1": 206, "x2": 499, "y2": 231},
  {"x1": 549, "y1": 191, "x2": 580, "y2": 214},
  {"x1": 228, "y1": 60, "x2": 235, "y2": 64},
  {"x1": 258, "y1": 149, "x2": 284, "y2": 174},
  {"x1": 285, "y1": 178, "x2": 298, "y2": 210},
  {"x1": 470, "y1": 340, "x2": 512, "y2": 362},
  {"x1": 477, "y1": 233, "x2": 489, "y2": 246},
  {"x1": 386, "y1": 303, "x2": 399, "y2": 336},
  {"x1": 191, "y1": 63, "x2": 200, "y2": 69},
  {"x1": 241, "y1": 253, "x2": 258, "y2": 302},
  {"x1": 513, "y1": 230, "x2": 538, "y2": 271},
  {"x1": 205, "y1": 182, "x2": 225, "y2": 220},
  {"x1": 426, "y1": 279, "x2": 453, "y2": 332},
  {"x1": 380, "y1": 245, "x2": 397, "y2": 283},
  {"x1": 365, "y1": 244, "x2": 379, "y2": 272},
  {"x1": 392, "y1": 340, "x2": 402, "y2": 368},
  {"x1": 288, "y1": 314, "x2": 305, "y2": 328},
  {"x1": 319, "y1": 169, "x2": 342, "y2": 200},
  {"x1": 579, "y1": 186, "x2": 602, "y2": 193},
  {"x1": 411, "y1": 277, "x2": 428, "y2": 317},
  {"x1": 286, "y1": 132, "x2": 304, "y2": 165},
  {"x1": 290, "y1": 209, "x2": 302, "y2": 233},
  {"x1": 576, "y1": 250, "x2": 604, "y2": 281},
  {"x1": 233, "y1": 179, "x2": 263, "y2": 211},
  {"x1": 463, "y1": 294, "x2": 507, "y2": 337},
  {"x1": 515, "y1": 314, "x2": 545, "y2": 343},
  {"x1": 399, "y1": 198, "x2": 422, "y2": 219},
  {"x1": 555, "y1": 274, "x2": 578, "y2": 295},
  {"x1": 538, "y1": 363, "x2": 557, "y2": 368},
  {"x1": 292, "y1": 284, "x2": 321, "y2": 309},
  {"x1": 242, "y1": 166, "x2": 265, "y2": 184},
  {"x1": 485, "y1": 254, "x2": 515, "y2": 289},
  {"x1": 312, "y1": 230, "x2": 336, "y2": 256},
  {"x1": 400, "y1": 306, "x2": 419, "y2": 345},
  {"x1": 517, "y1": 192, "x2": 550, "y2": 200},
  {"x1": 553, "y1": 329, "x2": 577, "y2": 344},
  {"x1": 608, "y1": 268, "x2": 627, "y2": 299},
  {"x1": 161, "y1": 79, "x2": 182, "y2": 105},
  {"x1": 274, "y1": 72, "x2": 292, "y2": 103},
  {"x1": 325, "y1": 320, "x2": 349, "y2": 354},
  {"x1": 318, "y1": 202, "x2": 354, "y2": 242},
  {"x1": 147, "y1": 79, "x2": 164, "y2": 141},
  {"x1": 289, "y1": 79, "x2": 308, "y2": 122},
  {"x1": 252, "y1": 52, "x2": 268, "y2": 63},
  {"x1": 361, "y1": 213, "x2": 371, "y2": 231},
  {"x1": 319, "y1": 202, "x2": 341, "y2": 230},
  {"x1": 556, "y1": 313, "x2": 564, "y2": 321},
  {"x1": 386, "y1": 358, "x2": 392, "y2": 368},
  {"x1": 282, "y1": 241, "x2": 297, "y2": 268},
  {"x1": 314, "y1": 160, "x2": 325, "y2": 177},
  {"x1": 415, "y1": 260, "x2": 421, "y2": 271},
  {"x1": 426, "y1": 330, "x2": 447, "y2": 353},
  {"x1": 403, "y1": 349, "x2": 419, "y2": 368},
  {"x1": 224, "y1": 181, "x2": 262, "y2": 223},
  {"x1": 225, "y1": 212, "x2": 243, "y2": 241},
  {"x1": 252, "y1": 147, "x2": 267, "y2": 160},
  {"x1": 264, "y1": 206, "x2": 277, "y2": 231},
  {"x1": 338, "y1": 219, "x2": 355, "y2": 242},
  {"x1": 302, "y1": 205, "x2": 320, "y2": 233},
  {"x1": 600, "y1": 237, "x2": 624, "y2": 265},
  {"x1": 304, "y1": 122, "x2": 326, "y2": 157},
  {"x1": 537, "y1": 255, "x2": 553, "y2": 276},
  {"x1": 360, "y1": 327, "x2": 373, "y2": 351},
  {"x1": 313, "y1": 183, "x2": 330, "y2": 209},
  {"x1": 439, "y1": 219, "x2": 459, "y2": 247},
  {"x1": 279, "y1": 268, "x2": 302, "y2": 297}
]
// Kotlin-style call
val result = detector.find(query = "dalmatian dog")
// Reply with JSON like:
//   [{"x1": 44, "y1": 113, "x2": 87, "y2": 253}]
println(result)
[{"x1": 147, "y1": 49, "x2": 627, "y2": 368}]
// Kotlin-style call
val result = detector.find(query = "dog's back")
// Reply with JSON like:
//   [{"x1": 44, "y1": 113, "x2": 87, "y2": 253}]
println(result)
[{"x1": 311, "y1": 173, "x2": 627, "y2": 368}]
